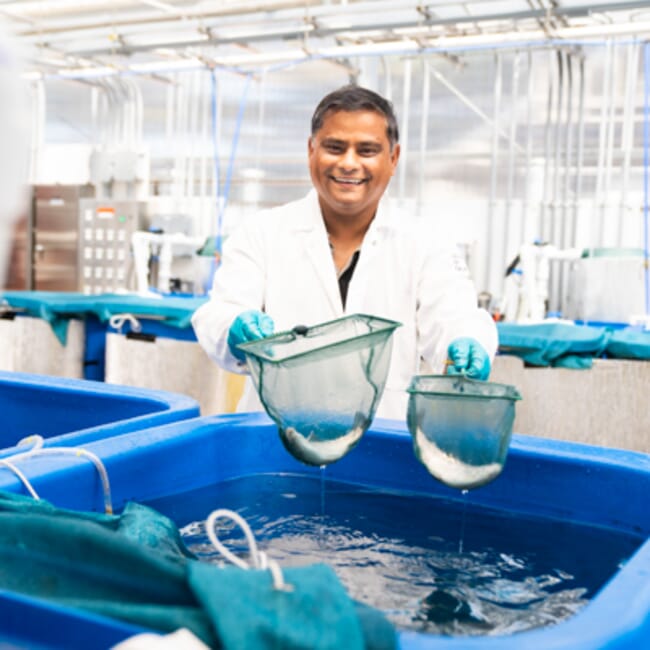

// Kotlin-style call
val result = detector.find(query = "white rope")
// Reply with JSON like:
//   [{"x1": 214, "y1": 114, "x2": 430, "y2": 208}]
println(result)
[
  {"x1": 206, "y1": 508, "x2": 293, "y2": 592},
  {"x1": 109, "y1": 313, "x2": 142, "y2": 333}
]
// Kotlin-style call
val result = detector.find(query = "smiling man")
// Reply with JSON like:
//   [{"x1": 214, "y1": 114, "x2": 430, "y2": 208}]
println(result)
[{"x1": 192, "y1": 85, "x2": 498, "y2": 419}]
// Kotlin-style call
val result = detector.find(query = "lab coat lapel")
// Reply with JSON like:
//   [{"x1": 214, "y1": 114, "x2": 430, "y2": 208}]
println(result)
[
  {"x1": 300, "y1": 193, "x2": 343, "y2": 316},
  {"x1": 344, "y1": 199, "x2": 390, "y2": 312}
]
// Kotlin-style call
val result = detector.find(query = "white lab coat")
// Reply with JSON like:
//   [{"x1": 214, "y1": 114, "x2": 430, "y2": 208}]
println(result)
[{"x1": 192, "y1": 190, "x2": 498, "y2": 420}]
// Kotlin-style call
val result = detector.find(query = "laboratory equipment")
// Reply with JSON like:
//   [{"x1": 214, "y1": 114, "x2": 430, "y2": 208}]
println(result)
[
  {"x1": 237, "y1": 313, "x2": 401, "y2": 466},
  {"x1": 563, "y1": 248, "x2": 647, "y2": 324},
  {"x1": 31, "y1": 185, "x2": 94, "y2": 291},
  {"x1": 501, "y1": 242, "x2": 582, "y2": 322},
  {"x1": 406, "y1": 375, "x2": 521, "y2": 490},
  {"x1": 131, "y1": 230, "x2": 205, "y2": 295}
]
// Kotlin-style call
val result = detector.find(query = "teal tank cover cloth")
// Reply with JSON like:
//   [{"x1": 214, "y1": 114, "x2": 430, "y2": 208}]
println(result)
[
  {"x1": 0, "y1": 292, "x2": 208, "y2": 345},
  {"x1": 496, "y1": 323, "x2": 612, "y2": 368},
  {"x1": 190, "y1": 562, "x2": 369, "y2": 650},
  {"x1": 0, "y1": 291, "x2": 97, "y2": 346},
  {"x1": 498, "y1": 322, "x2": 650, "y2": 367},
  {"x1": 606, "y1": 329, "x2": 650, "y2": 360},
  {"x1": 0, "y1": 492, "x2": 395, "y2": 650}
]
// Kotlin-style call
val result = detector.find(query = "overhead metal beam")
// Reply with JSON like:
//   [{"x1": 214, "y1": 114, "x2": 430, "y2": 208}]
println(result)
[{"x1": 14, "y1": 0, "x2": 650, "y2": 41}]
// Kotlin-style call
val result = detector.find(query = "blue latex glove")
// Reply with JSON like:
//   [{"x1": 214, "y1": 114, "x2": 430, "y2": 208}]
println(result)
[
  {"x1": 227, "y1": 310, "x2": 275, "y2": 362},
  {"x1": 446, "y1": 337, "x2": 491, "y2": 380}
]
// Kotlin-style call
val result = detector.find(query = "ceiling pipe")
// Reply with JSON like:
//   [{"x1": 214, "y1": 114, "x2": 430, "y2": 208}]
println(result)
[{"x1": 14, "y1": 0, "x2": 650, "y2": 43}]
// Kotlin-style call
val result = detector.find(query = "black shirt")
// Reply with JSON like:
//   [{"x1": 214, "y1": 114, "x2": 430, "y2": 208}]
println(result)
[{"x1": 337, "y1": 250, "x2": 360, "y2": 309}]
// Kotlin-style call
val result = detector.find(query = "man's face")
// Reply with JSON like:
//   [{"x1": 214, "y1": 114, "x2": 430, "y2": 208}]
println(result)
[{"x1": 308, "y1": 109, "x2": 400, "y2": 221}]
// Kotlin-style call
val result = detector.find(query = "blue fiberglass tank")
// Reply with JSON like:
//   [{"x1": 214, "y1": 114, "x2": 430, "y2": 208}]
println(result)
[
  {"x1": 0, "y1": 370, "x2": 199, "y2": 458},
  {"x1": 0, "y1": 413, "x2": 648, "y2": 649}
]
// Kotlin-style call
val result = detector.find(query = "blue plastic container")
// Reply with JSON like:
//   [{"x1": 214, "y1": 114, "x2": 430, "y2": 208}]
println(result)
[
  {"x1": 0, "y1": 589, "x2": 147, "y2": 650},
  {"x1": 0, "y1": 414, "x2": 649, "y2": 649},
  {"x1": 0, "y1": 370, "x2": 199, "y2": 458}
]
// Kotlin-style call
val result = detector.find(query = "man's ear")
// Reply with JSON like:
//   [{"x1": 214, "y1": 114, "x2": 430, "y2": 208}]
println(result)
[
  {"x1": 390, "y1": 143, "x2": 401, "y2": 174},
  {"x1": 307, "y1": 136, "x2": 315, "y2": 156}
]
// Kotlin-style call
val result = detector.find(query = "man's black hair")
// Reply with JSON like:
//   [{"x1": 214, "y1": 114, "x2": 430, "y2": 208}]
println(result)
[{"x1": 310, "y1": 85, "x2": 399, "y2": 150}]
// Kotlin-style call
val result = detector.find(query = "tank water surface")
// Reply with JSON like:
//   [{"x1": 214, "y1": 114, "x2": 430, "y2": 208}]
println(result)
[{"x1": 144, "y1": 474, "x2": 643, "y2": 638}]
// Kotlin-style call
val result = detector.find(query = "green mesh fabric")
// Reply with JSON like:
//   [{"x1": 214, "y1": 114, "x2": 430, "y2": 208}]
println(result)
[
  {"x1": 407, "y1": 376, "x2": 521, "y2": 490},
  {"x1": 238, "y1": 314, "x2": 401, "y2": 467},
  {"x1": 0, "y1": 492, "x2": 396, "y2": 650}
]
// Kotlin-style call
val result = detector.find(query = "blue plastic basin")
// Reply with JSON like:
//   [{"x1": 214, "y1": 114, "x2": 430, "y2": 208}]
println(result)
[
  {"x1": 0, "y1": 413, "x2": 648, "y2": 649},
  {"x1": 0, "y1": 370, "x2": 199, "y2": 458}
]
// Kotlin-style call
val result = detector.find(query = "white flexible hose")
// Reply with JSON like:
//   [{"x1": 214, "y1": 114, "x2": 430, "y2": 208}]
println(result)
[
  {"x1": 0, "y1": 437, "x2": 113, "y2": 514},
  {"x1": 0, "y1": 459, "x2": 40, "y2": 499}
]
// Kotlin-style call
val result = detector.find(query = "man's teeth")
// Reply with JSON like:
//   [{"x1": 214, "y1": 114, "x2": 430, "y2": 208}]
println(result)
[{"x1": 334, "y1": 177, "x2": 364, "y2": 184}]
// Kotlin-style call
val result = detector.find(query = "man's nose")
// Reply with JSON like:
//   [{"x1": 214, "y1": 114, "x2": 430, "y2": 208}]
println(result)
[{"x1": 338, "y1": 147, "x2": 359, "y2": 169}]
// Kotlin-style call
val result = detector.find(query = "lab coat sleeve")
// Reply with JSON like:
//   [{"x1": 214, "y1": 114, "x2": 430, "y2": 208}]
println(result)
[
  {"x1": 191, "y1": 218, "x2": 268, "y2": 374},
  {"x1": 416, "y1": 236, "x2": 498, "y2": 373}
]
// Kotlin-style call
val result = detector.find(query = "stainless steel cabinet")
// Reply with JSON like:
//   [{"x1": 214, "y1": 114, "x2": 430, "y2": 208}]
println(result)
[{"x1": 32, "y1": 185, "x2": 94, "y2": 291}]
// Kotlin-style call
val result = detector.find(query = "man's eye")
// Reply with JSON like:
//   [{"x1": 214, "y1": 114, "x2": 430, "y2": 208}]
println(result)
[
  {"x1": 324, "y1": 144, "x2": 344, "y2": 153},
  {"x1": 358, "y1": 147, "x2": 380, "y2": 156}
]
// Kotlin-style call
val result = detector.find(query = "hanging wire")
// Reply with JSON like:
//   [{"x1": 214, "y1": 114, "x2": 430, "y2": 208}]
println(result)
[
  {"x1": 643, "y1": 42, "x2": 650, "y2": 318},
  {"x1": 209, "y1": 69, "x2": 252, "y2": 269}
]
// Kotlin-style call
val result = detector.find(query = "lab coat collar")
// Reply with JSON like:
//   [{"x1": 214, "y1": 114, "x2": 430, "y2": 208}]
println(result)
[{"x1": 294, "y1": 189, "x2": 395, "y2": 234}]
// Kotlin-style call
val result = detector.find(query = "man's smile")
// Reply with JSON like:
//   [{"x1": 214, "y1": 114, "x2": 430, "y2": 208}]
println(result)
[{"x1": 329, "y1": 176, "x2": 368, "y2": 185}]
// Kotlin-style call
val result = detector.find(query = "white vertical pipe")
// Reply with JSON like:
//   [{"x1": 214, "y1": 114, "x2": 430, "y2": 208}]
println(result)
[
  {"x1": 182, "y1": 73, "x2": 192, "y2": 199},
  {"x1": 540, "y1": 50, "x2": 555, "y2": 241},
  {"x1": 562, "y1": 52, "x2": 574, "y2": 250},
  {"x1": 572, "y1": 54, "x2": 586, "y2": 248},
  {"x1": 211, "y1": 72, "x2": 223, "y2": 220},
  {"x1": 174, "y1": 73, "x2": 186, "y2": 200},
  {"x1": 485, "y1": 53, "x2": 502, "y2": 294},
  {"x1": 504, "y1": 52, "x2": 520, "y2": 268},
  {"x1": 29, "y1": 80, "x2": 45, "y2": 184},
  {"x1": 129, "y1": 78, "x2": 143, "y2": 148},
  {"x1": 398, "y1": 58, "x2": 412, "y2": 203},
  {"x1": 618, "y1": 42, "x2": 640, "y2": 245},
  {"x1": 381, "y1": 56, "x2": 392, "y2": 102},
  {"x1": 124, "y1": 78, "x2": 134, "y2": 149},
  {"x1": 522, "y1": 51, "x2": 535, "y2": 243},
  {"x1": 559, "y1": 51, "x2": 575, "y2": 313},
  {"x1": 199, "y1": 71, "x2": 209, "y2": 236},
  {"x1": 551, "y1": 50, "x2": 564, "y2": 248},
  {"x1": 188, "y1": 69, "x2": 201, "y2": 199},
  {"x1": 594, "y1": 40, "x2": 612, "y2": 250},
  {"x1": 90, "y1": 85, "x2": 99, "y2": 146},
  {"x1": 548, "y1": 49, "x2": 564, "y2": 314},
  {"x1": 602, "y1": 43, "x2": 618, "y2": 247},
  {"x1": 417, "y1": 59, "x2": 430, "y2": 214},
  {"x1": 254, "y1": 72, "x2": 267, "y2": 173}
]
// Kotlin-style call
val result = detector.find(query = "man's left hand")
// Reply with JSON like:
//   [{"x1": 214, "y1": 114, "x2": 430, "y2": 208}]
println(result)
[{"x1": 446, "y1": 337, "x2": 491, "y2": 380}]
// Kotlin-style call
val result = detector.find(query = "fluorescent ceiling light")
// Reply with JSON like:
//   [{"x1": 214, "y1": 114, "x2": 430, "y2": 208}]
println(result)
[
  {"x1": 214, "y1": 48, "x2": 308, "y2": 67},
  {"x1": 319, "y1": 39, "x2": 419, "y2": 57},
  {"x1": 556, "y1": 19, "x2": 650, "y2": 39},
  {"x1": 129, "y1": 58, "x2": 203, "y2": 73},
  {"x1": 57, "y1": 65, "x2": 118, "y2": 78}
]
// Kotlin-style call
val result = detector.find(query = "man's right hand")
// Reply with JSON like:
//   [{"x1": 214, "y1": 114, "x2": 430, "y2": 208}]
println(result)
[{"x1": 227, "y1": 310, "x2": 275, "y2": 362}]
